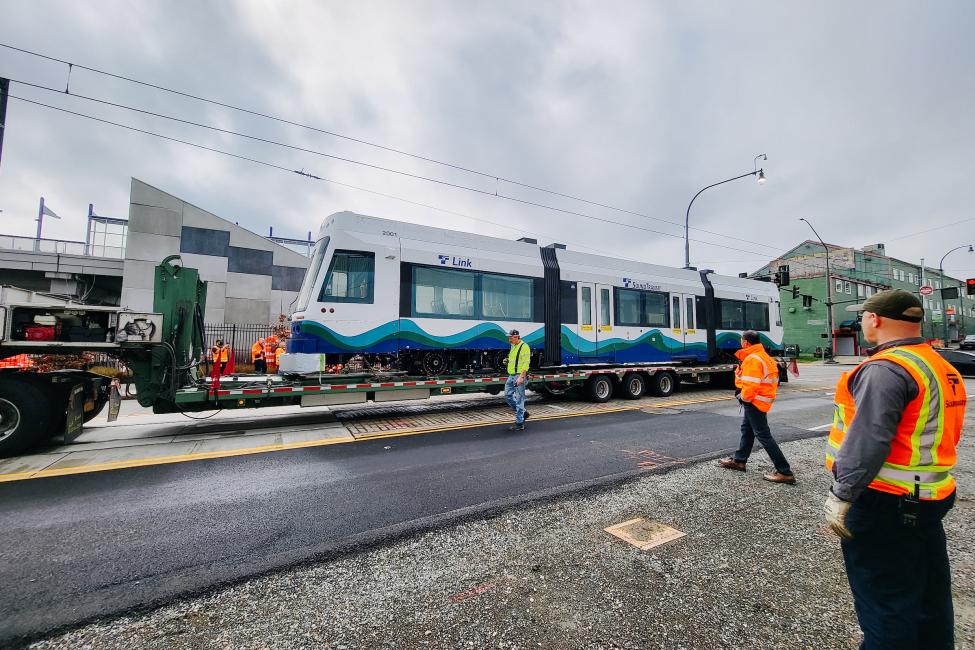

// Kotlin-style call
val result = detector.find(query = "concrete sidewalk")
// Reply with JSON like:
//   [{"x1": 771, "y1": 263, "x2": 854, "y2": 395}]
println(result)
[{"x1": 31, "y1": 421, "x2": 975, "y2": 649}]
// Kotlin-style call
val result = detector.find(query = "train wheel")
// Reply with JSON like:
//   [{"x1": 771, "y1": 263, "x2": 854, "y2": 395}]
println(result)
[
  {"x1": 585, "y1": 375, "x2": 614, "y2": 403},
  {"x1": 648, "y1": 371, "x2": 678, "y2": 397},
  {"x1": 421, "y1": 351, "x2": 447, "y2": 376},
  {"x1": 621, "y1": 373, "x2": 646, "y2": 400},
  {"x1": 0, "y1": 379, "x2": 55, "y2": 457}
]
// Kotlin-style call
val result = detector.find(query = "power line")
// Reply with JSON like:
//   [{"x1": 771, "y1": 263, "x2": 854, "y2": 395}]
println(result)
[
  {"x1": 0, "y1": 42, "x2": 791, "y2": 255},
  {"x1": 7, "y1": 95, "x2": 786, "y2": 253},
  {"x1": 3, "y1": 93, "x2": 925, "y2": 286}
]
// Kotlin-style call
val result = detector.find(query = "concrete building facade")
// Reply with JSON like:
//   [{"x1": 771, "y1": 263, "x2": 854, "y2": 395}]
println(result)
[
  {"x1": 120, "y1": 179, "x2": 310, "y2": 324},
  {"x1": 755, "y1": 241, "x2": 975, "y2": 355}
]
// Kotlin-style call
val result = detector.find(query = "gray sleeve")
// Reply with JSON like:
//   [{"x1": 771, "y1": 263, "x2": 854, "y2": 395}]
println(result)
[{"x1": 830, "y1": 361, "x2": 918, "y2": 502}]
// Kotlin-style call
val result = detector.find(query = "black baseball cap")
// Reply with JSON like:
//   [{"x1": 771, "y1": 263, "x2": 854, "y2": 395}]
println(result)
[
  {"x1": 508, "y1": 329, "x2": 520, "y2": 336},
  {"x1": 846, "y1": 289, "x2": 924, "y2": 322}
]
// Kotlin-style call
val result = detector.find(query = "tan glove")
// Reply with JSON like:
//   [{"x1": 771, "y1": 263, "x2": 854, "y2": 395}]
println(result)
[{"x1": 824, "y1": 491, "x2": 853, "y2": 539}]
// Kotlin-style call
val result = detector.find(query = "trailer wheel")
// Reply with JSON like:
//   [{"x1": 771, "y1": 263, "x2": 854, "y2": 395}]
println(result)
[
  {"x1": 621, "y1": 373, "x2": 646, "y2": 400},
  {"x1": 648, "y1": 371, "x2": 678, "y2": 397},
  {"x1": 0, "y1": 380, "x2": 56, "y2": 457},
  {"x1": 585, "y1": 375, "x2": 614, "y2": 403}
]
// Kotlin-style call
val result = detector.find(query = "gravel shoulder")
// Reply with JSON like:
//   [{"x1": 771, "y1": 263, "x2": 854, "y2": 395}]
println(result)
[{"x1": 31, "y1": 418, "x2": 975, "y2": 650}]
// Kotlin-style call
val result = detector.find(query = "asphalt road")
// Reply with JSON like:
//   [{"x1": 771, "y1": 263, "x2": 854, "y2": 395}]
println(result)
[{"x1": 0, "y1": 387, "x2": 834, "y2": 644}]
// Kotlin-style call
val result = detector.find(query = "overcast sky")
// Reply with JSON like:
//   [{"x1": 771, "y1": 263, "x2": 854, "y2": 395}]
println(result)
[{"x1": 1, "y1": 1, "x2": 973, "y2": 282}]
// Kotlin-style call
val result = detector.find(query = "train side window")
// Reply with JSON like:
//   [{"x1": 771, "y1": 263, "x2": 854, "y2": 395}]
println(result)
[
  {"x1": 744, "y1": 302, "x2": 770, "y2": 331},
  {"x1": 319, "y1": 250, "x2": 374, "y2": 303},
  {"x1": 599, "y1": 288, "x2": 611, "y2": 326},
  {"x1": 560, "y1": 281, "x2": 578, "y2": 324},
  {"x1": 581, "y1": 287, "x2": 592, "y2": 326},
  {"x1": 671, "y1": 296, "x2": 680, "y2": 329},
  {"x1": 685, "y1": 297, "x2": 696, "y2": 330},
  {"x1": 716, "y1": 299, "x2": 770, "y2": 331},
  {"x1": 481, "y1": 273, "x2": 533, "y2": 321},
  {"x1": 412, "y1": 267, "x2": 475, "y2": 319}
]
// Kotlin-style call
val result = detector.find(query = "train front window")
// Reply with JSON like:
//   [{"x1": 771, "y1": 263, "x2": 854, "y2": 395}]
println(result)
[
  {"x1": 295, "y1": 236, "x2": 329, "y2": 312},
  {"x1": 717, "y1": 299, "x2": 770, "y2": 331},
  {"x1": 319, "y1": 250, "x2": 375, "y2": 303}
]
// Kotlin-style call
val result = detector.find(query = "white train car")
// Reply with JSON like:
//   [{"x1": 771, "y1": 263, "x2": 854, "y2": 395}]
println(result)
[{"x1": 281, "y1": 212, "x2": 783, "y2": 375}]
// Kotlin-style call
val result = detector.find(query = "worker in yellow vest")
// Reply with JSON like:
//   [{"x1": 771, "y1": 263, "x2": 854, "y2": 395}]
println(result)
[
  {"x1": 504, "y1": 329, "x2": 531, "y2": 431},
  {"x1": 825, "y1": 290, "x2": 966, "y2": 649},
  {"x1": 252, "y1": 338, "x2": 266, "y2": 374}
]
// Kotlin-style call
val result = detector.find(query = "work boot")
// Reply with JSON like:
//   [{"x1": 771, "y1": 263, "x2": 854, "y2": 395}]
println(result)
[
  {"x1": 524, "y1": 411, "x2": 531, "y2": 421},
  {"x1": 763, "y1": 471, "x2": 797, "y2": 485},
  {"x1": 718, "y1": 458, "x2": 746, "y2": 471},
  {"x1": 508, "y1": 423, "x2": 525, "y2": 431}
]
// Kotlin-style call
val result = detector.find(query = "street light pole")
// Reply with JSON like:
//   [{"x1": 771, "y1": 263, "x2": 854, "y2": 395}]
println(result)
[
  {"x1": 939, "y1": 244, "x2": 974, "y2": 346},
  {"x1": 799, "y1": 218, "x2": 837, "y2": 364},
  {"x1": 684, "y1": 154, "x2": 767, "y2": 269}
]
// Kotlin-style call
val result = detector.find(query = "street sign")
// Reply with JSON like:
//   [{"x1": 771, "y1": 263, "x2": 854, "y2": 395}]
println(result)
[{"x1": 920, "y1": 286, "x2": 934, "y2": 296}]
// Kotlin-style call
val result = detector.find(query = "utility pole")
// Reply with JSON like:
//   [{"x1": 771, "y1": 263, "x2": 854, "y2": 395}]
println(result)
[
  {"x1": 799, "y1": 218, "x2": 836, "y2": 363},
  {"x1": 0, "y1": 78, "x2": 9, "y2": 171}
]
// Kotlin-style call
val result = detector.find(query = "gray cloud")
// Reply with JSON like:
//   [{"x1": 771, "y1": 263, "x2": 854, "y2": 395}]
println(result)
[{"x1": 0, "y1": 0, "x2": 973, "y2": 280}]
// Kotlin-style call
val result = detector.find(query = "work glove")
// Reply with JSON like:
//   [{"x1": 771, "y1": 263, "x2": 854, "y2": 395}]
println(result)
[{"x1": 824, "y1": 491, "x2": 853, "y2": 539}]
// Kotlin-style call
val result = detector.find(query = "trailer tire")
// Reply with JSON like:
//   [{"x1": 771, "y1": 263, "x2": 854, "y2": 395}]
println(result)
[
  {"x1": 0, "y1": 379, "x2": 56, "y2": 457},
  {"x1": 648, "y1": 371, "x2": 678, "y2": 397},
  {"x1": 585, "y1": 375, "x2": 614, "y2": 403},
  {"x1": 620, "y1": 373, "x2": 646, "y2": 400}
]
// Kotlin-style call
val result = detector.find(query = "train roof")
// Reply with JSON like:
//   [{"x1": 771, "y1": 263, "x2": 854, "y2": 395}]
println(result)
[{"x1": 319, "y1": 211, "x2": 778, "y2": 298}]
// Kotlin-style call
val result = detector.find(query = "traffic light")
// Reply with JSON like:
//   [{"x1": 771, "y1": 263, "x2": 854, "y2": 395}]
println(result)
[
  {"x1": 775, "y1": 265, "x2": 790, "y2": 287},
  {"x1": 802, "y1": 295, "x2": 813, "y2": 309},
  {"x1": 791, "y1": 285, "x2": 800, "y2": 299},
  {"x1": 968, "y1": 278, "x2": 975, "y2": 295}
]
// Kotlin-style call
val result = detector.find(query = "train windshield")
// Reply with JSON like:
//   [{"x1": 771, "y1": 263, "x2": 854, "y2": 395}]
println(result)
[{"x1": 294, "y1": 236, "x2": 330, "y2": 312}]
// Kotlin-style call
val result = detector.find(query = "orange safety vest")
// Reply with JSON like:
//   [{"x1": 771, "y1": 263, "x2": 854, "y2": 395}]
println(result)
[
  {"x1": 734, "y1": 343, "x2": 779, "y2": 413},
  {"x1": 220, "y1": 347, "x2": 230, "y2": 362},
  {"x1": 263, "y1": 336, "x2": 278, "y2": 361},
  {"x1": 252, "y1": 340, "x2": 265, "y2": 361},
  {"x1": 827, "y1": 343, "x2": 966, "y2": 500},
  {"x1": 275, "y1": 347, "x2": 285, "y2": 364}
]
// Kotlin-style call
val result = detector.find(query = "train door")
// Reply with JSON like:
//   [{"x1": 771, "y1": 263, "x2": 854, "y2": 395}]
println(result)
[
  {"x1": 576, "y1": 283, "x2": 615, "y2": 363},
  {"x1": 670, "y1": 293, "x2": 704, "y2": 360}
]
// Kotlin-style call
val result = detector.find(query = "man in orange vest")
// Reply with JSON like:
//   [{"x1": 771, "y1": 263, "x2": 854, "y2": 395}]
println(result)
[
  {"x1": 263, "y1": 335, "x2": 279, "y2": 372},
  {"x1": 825, "y1": 290, "x2": 966, "y2": 649},
  {"x1": 252, "y1": 338, "x2": 266, "y2": 374},
  {"x1": 718, "y1": 329, "x2": 795, "y2": 484}
]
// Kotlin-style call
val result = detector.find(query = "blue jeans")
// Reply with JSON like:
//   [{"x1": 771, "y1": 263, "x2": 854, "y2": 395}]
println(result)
[
  {"x1": 504, "y1": 375, "x2": 527, "y2": 424},
  {"x1": 841, "y1": 489, "x2": 955, "y2": 650},
  {"x1": 734, "y1": 402, "x2": 792, "y2": 475}
]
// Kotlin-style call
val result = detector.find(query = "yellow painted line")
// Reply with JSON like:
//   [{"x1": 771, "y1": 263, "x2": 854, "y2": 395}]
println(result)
[{"x1": 0, "y1": 386, "x2": 831, "y2": 483}]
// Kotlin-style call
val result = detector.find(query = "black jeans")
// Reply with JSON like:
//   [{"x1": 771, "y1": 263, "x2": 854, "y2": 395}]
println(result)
[
  {"x1": 841, "y1": 489, "x2": 955, "y2": 650},
  {"x1": 733, "y1": 402, "x2": 792, "y2": 475}
]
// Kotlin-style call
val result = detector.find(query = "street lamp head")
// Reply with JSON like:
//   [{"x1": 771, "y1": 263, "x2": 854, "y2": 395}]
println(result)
[
  {"x1": 968, "y1": 244, "x2": 974, "y2": 252},
  {"x1": 756, "y1": 169, "x2": 767, "y2": 185}
]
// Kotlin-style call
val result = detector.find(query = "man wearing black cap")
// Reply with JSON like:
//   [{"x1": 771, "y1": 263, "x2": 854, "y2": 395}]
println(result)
[
  {"x1": 824, "y1": 289, "x2": 966, "y2": 649},
  {"x1": 504, "y1": 329, "x2": 531, "y2": 431}
]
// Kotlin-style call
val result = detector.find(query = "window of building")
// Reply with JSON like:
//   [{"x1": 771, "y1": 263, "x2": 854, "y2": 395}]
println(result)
[
  {"x1": 614, "y1": 288, "x2": 669, "y2": 327},
  {"x1": 481, "y1": 273, "x2": 533, "y2": 321},
  {"x1": 845, "y1": 281, "x2": 852, "y2": 295},
  {"x1": 319, "y1": 249, "x2": 374, "y2": 303},
  {"x1": 412, "y1": 267, "x2": 475, "y2": 318},
  {"x1": 716, "y1": 299, "x2": 770, "y2": 331},
  {"x1": 835, "y1": 279, "x2": 843, "y2": 294},
  {"x1": 857, "y1": 284, "x2": 865, "y2": 297}
]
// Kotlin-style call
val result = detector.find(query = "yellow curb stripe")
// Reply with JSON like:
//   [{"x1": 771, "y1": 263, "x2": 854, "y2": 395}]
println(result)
[{"x1": 0, "y1": 385, "x2": 831, "y2": 483}]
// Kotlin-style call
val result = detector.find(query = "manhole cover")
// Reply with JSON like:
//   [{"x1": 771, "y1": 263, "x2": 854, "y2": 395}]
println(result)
[{"x1": 604, "y1": 517, "x2": 685, "y2": 550}]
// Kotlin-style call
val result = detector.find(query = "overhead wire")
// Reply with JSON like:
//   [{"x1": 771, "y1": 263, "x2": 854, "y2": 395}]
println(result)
[
  {"x1": 5, "y1": 93, "x2": 920, "y2": 286},
  {"x1": 0, "y1": 42, "x2": 793, "y2": 255},
  {"x1": 1, "y1": 91, "x2": 932, "y2": 280}
]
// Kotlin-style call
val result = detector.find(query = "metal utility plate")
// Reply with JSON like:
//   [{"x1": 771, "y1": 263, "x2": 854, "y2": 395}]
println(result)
[{"x1": 604, "y1": 517, "x2": 685, "y2": 550}]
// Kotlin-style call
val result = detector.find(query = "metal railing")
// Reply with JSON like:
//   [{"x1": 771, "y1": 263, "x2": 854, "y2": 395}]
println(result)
[
  {"x1": 0, "y1": 234, "x2": 125, "y2": 258},
  {"x1": 204, "y1": 323, "x2": 281, "y2": 362}
]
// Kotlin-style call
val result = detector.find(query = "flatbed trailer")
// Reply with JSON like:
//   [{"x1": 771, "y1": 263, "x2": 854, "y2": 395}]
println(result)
[{"x1": 0, "y1": 257, "x2": 783, "y2": 456}]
